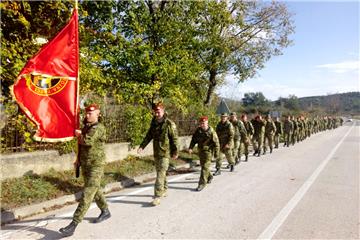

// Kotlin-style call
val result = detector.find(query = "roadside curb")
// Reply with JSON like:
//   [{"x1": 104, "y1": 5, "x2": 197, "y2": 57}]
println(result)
[{"x1": 1, "y1": 163, "x2": 191, "y2": 225}]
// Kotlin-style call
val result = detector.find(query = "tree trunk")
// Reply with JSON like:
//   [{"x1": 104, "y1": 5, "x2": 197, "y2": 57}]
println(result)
[{"x1": 204, "y1": 69, "x2": 217, "y2": 106}]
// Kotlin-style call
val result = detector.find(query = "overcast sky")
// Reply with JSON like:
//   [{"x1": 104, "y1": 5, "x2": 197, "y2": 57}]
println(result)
[{"x1": 217, "y1": 1, "x2": 359, "y2": 101}]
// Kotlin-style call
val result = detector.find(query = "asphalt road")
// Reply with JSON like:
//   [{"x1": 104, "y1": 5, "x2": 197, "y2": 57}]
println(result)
[{"x1": 1, "y1": 121, "x2": 359, "y2": 240}]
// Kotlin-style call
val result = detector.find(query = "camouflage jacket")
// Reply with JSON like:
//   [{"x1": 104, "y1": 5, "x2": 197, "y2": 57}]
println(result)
[
  {"x1": 79, "y1": 122, "x2": 106, "y2": 166},
  {"x1": 216, "y1": 120, "x2": 234, "y2": 149},
  {"x1": 275, "y1": 121, "x2": 283, "y2": 135},
  {"x1": 140, "y1": 116, "x2": 179, "y2": 159},
  {"x1": 230, "y1": 119, "x2": 247, "y2": 141},
  {"x1": 243, "y1": 120, "x2": 254, "y2": 136},
  {"x1": 189, "y1": 126, "x2": 220, "y2": 158},
  {"x1": 265, "y1": 120, "x2": 276, "y2": 136},
  {"x1": 252, "y1": 119, "x2": 265, "y2": 137},
  {"x1": 283, "y1": 119, "x2": 294, "y2": 133}
]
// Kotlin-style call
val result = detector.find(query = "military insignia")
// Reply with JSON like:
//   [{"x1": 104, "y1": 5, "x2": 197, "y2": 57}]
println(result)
[{"x1": 24, "y1": 73, "x2": 69, "y2": 96}]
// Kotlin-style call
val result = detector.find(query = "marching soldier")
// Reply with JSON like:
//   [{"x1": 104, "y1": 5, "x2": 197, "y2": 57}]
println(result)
[
  {"x1": 59, "y1": 103, "x2": 111, "y2": 237},
  {"x1": 240, "y1": 114, "x2": 254, "y2": 162},
  {"x1": 274, "y1": 117, "x2": 283, "y2": 149},
  {"x1": 283, "y1": 115, "x2": 293, "y2": 147},
  {"x1": 214, "y1": 113, "x2": 235, "y2": 175},
  {"x1": 188, "y1": 116, "x2": 220, "y2": 191},
  {"x1": 138, "y1": 102, "x2": 179, "y2": 206},
  {"x1": 251, "y1": 115, "x2": 265, "y2": 157},
  {"x1": 229, "y1": 112, "x2": 247, "y2": 165},
  {"x1": 263, "y1": 115, "x2": 276, "y2": 154}
]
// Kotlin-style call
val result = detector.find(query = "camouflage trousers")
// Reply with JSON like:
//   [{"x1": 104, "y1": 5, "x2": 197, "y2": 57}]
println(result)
[
  {"x1": 154, "y1": 157, "x2": 169, "y2": 198},
  {"x1": 73, "y1": 165, "x2": 108, "y2": 224},
  {"x1": 239, "y1": 138, "x2": 250, "y2": 156},
  {"x1": 216, "y1": 147, "x2": 234, "y2": 169},
  {"x1": 252, "y1": 134, "x2": 264, "y2": 153},
  {"x1": 232, "y1": 139, "x2": 240, "y2": 160},
  {"x1": 263, "y1": 134, "x2": 274, "y2": 152},
  {"x1": 291, "y1": 131, "x2": 298, "y2": 145},
  {"x1": 198, "y1": 150, "x2": 212, "y2": 187},
  {"x1": 283, "y1": 132, "x2": 292, "y2": 147},
  {"x1": 274, "y1": 134, "x2": 281, "y2": 148}
]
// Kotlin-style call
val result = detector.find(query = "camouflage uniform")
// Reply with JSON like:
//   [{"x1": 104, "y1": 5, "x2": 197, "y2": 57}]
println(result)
[
  {"x1": 216, "y1": 120, "x2": 235, "y2": 169},
  {"x1": 240, "y1": 119, "x2": 254, "y2": 160},
  {"x1": 73, "y1": 122, "x2": 108, "y2": 224},
  {"x1": 274, "y1": 119, "x2": 283, "y2": 148},
  {"x1": 283, "y1": 118, "x2": 293, "y2": 147},
  {"x1": 263, "y1": 118, "x2": 276, "y2": 153},
  {"x1": 230, "y1": 118, "x2": 247, "y2": 162},
  {"x1": 140, "y1": 114, "x2": 178, "y2": 198},
  {"x1": 189, "y1": 126, "x2": 220, "y2": 188},
  {"x1": 291, "y1": 117, "x2": 298, "y2": 145},
  {"x1": 251, "y1": 117, "x2": 265, "y2": 156}
]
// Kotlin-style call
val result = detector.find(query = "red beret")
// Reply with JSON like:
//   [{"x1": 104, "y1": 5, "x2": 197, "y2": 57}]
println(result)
[
  {"x1": 85, "y1": 103, "x2": 100, "y2": 112},
  {"x1": 152, "y1": 102, "x2": 164, "y2": 110},
  {"x1": 199, "y1": 116, "x2": 208, "y2": 122}
]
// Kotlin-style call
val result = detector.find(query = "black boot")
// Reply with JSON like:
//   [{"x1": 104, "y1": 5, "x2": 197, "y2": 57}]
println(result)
[
  {"x1": 230, "y1": 164, "x2": 234, "y2": 172},
  {"x1": 207, "y1": 174, "x2": 213, "y2": 184},
  {"x1": 253, "y1": 150, "x2": 257, "y2": 156},
  {"x1": 256, "y1": 151, "x2": 261, "y2": 157},
  {"x1": 93, "y1": 208, "x2": 111, "y2": 223},
  {"x1": 59, "y1": 221, "x2": 78, "y2": 237},
  {"x1": 270, "y1": 148, "x2": 273, "y2": 153},
  {"x1": 213, "y1": 168, "x2": 221, "y2": 176},
  {"x1": 245, "y1": 155, "x2": 248, "y2": 162}
]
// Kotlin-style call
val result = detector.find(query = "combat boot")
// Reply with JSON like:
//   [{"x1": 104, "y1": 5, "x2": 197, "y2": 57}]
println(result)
[
  {"x1": 207, "y1": 175, "x2": 213, "y2": 184},
  {"x1": 213, "y1": 168, "x2": 221, "y2": 176},
  {"x1": 244, "y1": 155, "x2": 248, "y2": 162},
  {"x1": 270, "y1": 148, "x2": 273, "y2": 154},
  {"x1": 196, "y1": 185, "x2": 205, "y2": 191},
  {"x1": 253, "y1": 150, "x2": 257, "y2": 156},
  {"x1": 152, "y1": 197, "x2": 161, "y2": 206},
  {"x1": 230, "y1": 164, "x2": 234, "y2": 172},
  {"x1": 93, "y1": 208, "x2": 111, "y2": 223},
  {"x1": 59, "y1": 221, "x2": 78, "y2": 237},
  {"x1": 256, "y1": 151, "x2": 261, "y2": 157}
]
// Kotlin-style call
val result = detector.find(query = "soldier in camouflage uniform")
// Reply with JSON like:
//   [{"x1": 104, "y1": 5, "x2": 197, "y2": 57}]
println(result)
[
  {"x1": 283, "y1": 115, "x2": 293, "y2": 147},
  {"x1": 188, "y1": 116, "x2": 220, "y2": 191},
  {"x1": 60, "y1": 104, "x2": 110, "y2": 237},
  {"x1": 138, "y1": 102, "x2": 178, "y2": 206},
  {"x1": 229, "y1": 112, "x2": 247, "y2": 165},
  {"x1": 263, "y1": 115, "x2": 276, "y2": 154},
  {"x1": 240, "y1": 114, "x2": 253, "y2": 162},
  {"x1": 274, "y1": 117, "x2": 283, "y2": 149},
  {"x1": 291, "y1": 116, "x2": 298, "y2": 145},
  {"x1": 251, "y1": 115, "x2": 265, "y2": 157},
  {"x1": 214, "y1": 113, "x2": 235, "y2": 175}
]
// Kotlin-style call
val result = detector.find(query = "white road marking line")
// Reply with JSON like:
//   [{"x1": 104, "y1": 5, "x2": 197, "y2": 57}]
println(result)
[
  {"x1": 0, "y1": 172, "x2": 195, "y2": 239},
  {"x1": 258, "y1": 123, "x2": 355, "y2": 240}
]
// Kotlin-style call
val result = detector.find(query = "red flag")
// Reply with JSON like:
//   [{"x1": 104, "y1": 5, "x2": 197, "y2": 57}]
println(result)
[{"x1": 11, "y1": 9, "x2": 79, "y2": 142}]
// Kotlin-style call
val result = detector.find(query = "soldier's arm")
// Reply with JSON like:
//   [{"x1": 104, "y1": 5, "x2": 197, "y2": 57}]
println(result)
[
  {"x1": 168, "y1": 121, "x2": 179, "y2": 157},
  {"x1": 189, "y1": 129, "x2": 199, "y2": 150},
  {"x1": 139, "y1": 123, "x2": 153, "y2": 149},
  {"x1": 212, "y1": 131, "x2": 220, "y2": 159},
  {"x1": 239, "y1": 122, "x2": 247, "y2": 140},
  {"x1": 226, "y1": 123, "x2": 234, "y2": 145}
]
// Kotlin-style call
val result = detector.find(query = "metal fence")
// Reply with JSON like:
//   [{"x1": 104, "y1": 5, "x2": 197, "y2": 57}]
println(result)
[{"x1": 1, "y1": 117, "x2": 198, "y2": 153}]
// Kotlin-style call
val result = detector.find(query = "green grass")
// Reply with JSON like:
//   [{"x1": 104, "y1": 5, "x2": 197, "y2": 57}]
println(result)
[{"x1": 1, "y1": 151, "x2": 197, "y2": 211}]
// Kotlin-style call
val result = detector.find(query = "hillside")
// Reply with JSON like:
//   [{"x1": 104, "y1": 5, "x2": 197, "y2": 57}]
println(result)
[{"x1": 297, "y1": 92, "x2": 360, "y2": 115}]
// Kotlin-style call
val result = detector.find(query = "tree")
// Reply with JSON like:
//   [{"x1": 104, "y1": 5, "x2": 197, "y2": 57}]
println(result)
[
  {"x1": 1, "y1": 1, "x2": 73, "y2": 100},
  {"x1": 190, "y1": 1, "x2": 294, "y2": 106}
]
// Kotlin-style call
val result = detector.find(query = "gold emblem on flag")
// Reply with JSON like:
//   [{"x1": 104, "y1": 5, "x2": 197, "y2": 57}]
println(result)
[{"x1": 25, "y1": 73, "x2": 69, "y2": 96}]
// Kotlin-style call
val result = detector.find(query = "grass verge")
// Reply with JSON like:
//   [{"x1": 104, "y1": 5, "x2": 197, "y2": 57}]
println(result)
[{"x1": 1, "y1": 150, "x2": 198, "y2": 211}]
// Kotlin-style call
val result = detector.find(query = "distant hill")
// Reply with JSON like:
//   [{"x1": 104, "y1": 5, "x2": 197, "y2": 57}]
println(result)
[
  {"x1": 297, "y1": 92, "x2": 360, "y2": 115},
  {"x1": 218, "y1": 92, "x2": 360, "y2": 115}
]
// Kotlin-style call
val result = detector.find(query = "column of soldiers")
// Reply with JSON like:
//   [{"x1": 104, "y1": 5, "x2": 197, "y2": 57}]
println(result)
[{"x1": 59, "y1": 101, "x2": 344, "y2": 237}]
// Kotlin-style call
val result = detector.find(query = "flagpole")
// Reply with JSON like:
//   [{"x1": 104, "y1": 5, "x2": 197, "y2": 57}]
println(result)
[{"x1": 74, "y1": 0, "x2": 81, "y2": 178}]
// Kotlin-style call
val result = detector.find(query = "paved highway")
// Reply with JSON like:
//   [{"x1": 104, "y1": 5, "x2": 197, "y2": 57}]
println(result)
[{"x1": 1, "y1": 121, "x2": 359, "y2": 239}]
